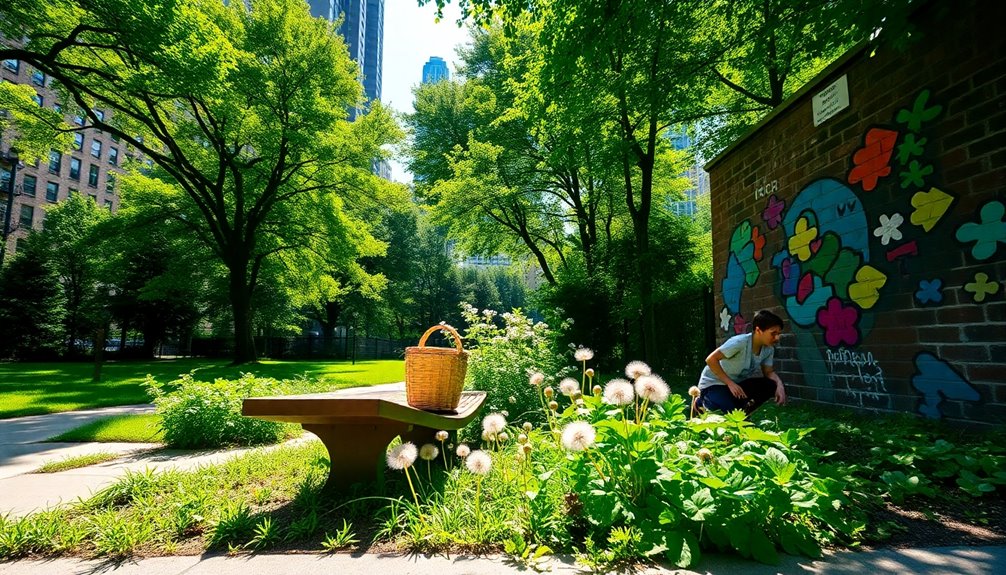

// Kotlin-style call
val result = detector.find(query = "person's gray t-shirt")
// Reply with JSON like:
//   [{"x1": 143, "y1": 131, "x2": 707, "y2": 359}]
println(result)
[{"x1": 697, "y1": 333, "x2": 774, "y2": 389}]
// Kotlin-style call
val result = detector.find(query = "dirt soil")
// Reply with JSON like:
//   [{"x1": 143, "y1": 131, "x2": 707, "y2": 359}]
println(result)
[{"x1": 864, "y1": 496, "x2": 1006, "y2": 549}]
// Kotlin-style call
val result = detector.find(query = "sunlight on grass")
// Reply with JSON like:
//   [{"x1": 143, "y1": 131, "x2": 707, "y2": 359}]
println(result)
[
  {"x1": 0, "y1": 359, "x2": 404, "y2": 419},
  {"x1": 47, "y1": 414, "x2": 165, "y2": 443},
  {"x1": 35, "y1": 452, "x2": 120, "y2": 473}
]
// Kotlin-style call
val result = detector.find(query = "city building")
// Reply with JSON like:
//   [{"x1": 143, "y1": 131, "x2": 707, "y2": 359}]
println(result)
[
  {"x1": 1, "y1": 57, "x2": 128, "y2": 257},
  {"x1": 421, "y1": 56, "x2": 450, "y2": 84},
  {"x1": 307, "y1": 0, "x2": 383, "y2": 109},
  {"x1": 667, "y1": 130, "x2": 710, "y2": 218}
]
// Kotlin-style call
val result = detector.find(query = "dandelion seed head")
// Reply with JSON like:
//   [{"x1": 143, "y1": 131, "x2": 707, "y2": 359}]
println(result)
[
  {"x1": 688, "y1": 386, "x2": 701, "y2": 398},
  {"x1": 585, "y1": 368, "x2": 595, "y2": 378},
  {"x1": 591, "y1": 384, "x2": 602, "y2": 396},
  {"x1": 561, "y1": 421, "x2": 596, "y2": 451},
  {"x1": 543, "y1": 386, "x2": 554, "y2": 399},
  {"x1": 419, "y1": 443, "x2": 439, "y2": 461},
  {"x1": 635, "y1": 374, "x2": 670, "y2": 404},
  {"x1": 603, "y1": 379, "x2": 634, "y2": 406},
  {"x1": 386, "y1": 442, "x2": 417, "y2": 470},
  {"x1": 466, "y1": 450, "x2": 492, "y2": 475},
  {"x1": 517, "y1": 433, "x2": 528, "y2": 444},
  {"x1": 574, "y1": 347, "x2": 594, "y2": 362},
  {"x1": 482, "y1": 412, "x2": 507, "y2": 435},
  {"x1": 548, "y1": 400, "x2": 559, "y2": 411},
  {"x1": 456, "y1": 443, "x2": 471, "y2": 458},
  {"x1": 435, "y1": 430, "x2": 449, "y2": 442},
  {"x1": 625, "y1": 360, "x2": 652, "y2": 380},
  {"x1": 529, "y1": 372, "x2": 545, "y2": 387},
  {"x1": 559, "y1": 378, "x2": 579, "y2": 396},
  {"x1": 522, "y1": 422, "x2": 533, "y2": 432}
]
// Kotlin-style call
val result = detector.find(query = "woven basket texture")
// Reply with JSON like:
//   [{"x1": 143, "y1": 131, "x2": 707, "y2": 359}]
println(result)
[{"x1": 405, "y1": 325, "x2": 469, "y2": 410}]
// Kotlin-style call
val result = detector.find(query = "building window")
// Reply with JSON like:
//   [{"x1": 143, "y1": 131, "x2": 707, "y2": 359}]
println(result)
[
  {"x1": 2, "y1": 59, "x2": 18, "y2": 73},
  {"x1": 88, "y1": 193, "x2": 97, "y2": 203},
  {"x1": 73, "y1": 112, "x2": 85, "y2": 126},
  {"x1": 0, "y1": 168, "x2": 9, "y2": 189},
  {"x1": 108, "y1": 147, "x2": 118, "y2": 165},
  {"x1": 45, "y1": 181, "x2": 59, "y2": 202},
  {"x1": 73, "y1": 133, "x2": 83, "y2": 150},
  {"x1": 69, "y1": 157, "x2": 81, "y2": 180},
  {"x1": 93, "y1": 109, "x2": 105, "y2": 122},
  {"x1": 105, "y1": 200, "x2": 113, "y2": 210},
  {"x1": 48, "y1": 150, "x2": 61, "y2": 174},
  {"x1": 18, "y1": 205, "x2": 34, "y2": 229},
  {"x1": 88, "y1": 164, "x2": 99, "y2": 187},
  {"x1": 22, "y1": 174, "x2": 36, "y2": 198},
  {"x1": 90, "y1": 140, "x2": 102, "y2": 159},
  {"x1": 53, "y1": 103, "x2": 62, "y2": 115},
  {"x1": 30, "y1": 70, "x2": 44, "y2": 86},
  {"x1": 106, "y1": 173, "x2": 116, "y2": 192},
  {"x1": 31, "y1": 93, "x2": 43, "y2": 107}
]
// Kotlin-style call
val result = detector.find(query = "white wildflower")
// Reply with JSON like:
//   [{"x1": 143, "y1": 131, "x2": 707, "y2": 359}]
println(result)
[
  {"x1": 603, "y1": 379, "x2": 635, "y2": 406},
  {"x1": 561, "y1": 422, "x2": 596, "y2": 451}
]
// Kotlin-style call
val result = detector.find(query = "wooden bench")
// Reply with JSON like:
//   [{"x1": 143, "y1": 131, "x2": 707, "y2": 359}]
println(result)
[{"x1": 242, "y1": 384, "x2": 486, "y2": 492}]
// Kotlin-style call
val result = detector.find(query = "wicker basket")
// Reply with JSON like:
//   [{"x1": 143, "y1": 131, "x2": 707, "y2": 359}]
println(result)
[{"x1": 405, "y1": 324, "x2": 469, "y2": 411}]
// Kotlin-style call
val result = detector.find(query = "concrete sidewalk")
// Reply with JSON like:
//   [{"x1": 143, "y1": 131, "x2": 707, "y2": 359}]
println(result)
[
  {"x1": 2, "y1": 545, "x2": 1004, "y2": 575},
  {"x1": 0, "y1": 404, "x2": 312, "y2": 517}
]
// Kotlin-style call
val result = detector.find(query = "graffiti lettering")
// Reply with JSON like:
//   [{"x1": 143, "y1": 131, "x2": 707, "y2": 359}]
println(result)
[
  {"x1": 826, "y1": 347, "x2": 886, "y2": 392},
  {"x1": 754, "y1": 179, "x2": 779, "y2": 201}
]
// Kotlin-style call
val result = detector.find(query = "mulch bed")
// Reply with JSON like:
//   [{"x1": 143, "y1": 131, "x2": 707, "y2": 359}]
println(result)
[{"x1": 864, "y1": 496, "x2": 1006, "y2": 549}]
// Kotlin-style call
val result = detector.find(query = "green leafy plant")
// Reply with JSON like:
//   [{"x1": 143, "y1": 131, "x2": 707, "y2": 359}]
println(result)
[
  {"x1": 246, "y1": 516, "x2": 281, "y2": 550},
  {"x1": 209, "y1": 501, "x2": 255, "y2": 548},
  {"x1": 320, "y1": 519, "x2": 359, "y2": 551},
  {"x1": 144, "y1": 373, "x2": 302, "y2": 448}
]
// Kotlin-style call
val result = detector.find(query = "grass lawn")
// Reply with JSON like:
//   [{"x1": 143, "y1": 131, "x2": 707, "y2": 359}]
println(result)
[
  {"x1": 0, "y1": 358, "x2": 404, "y2": 419},
  {"x1": 35, "y1": 452, "x2": 121, "y2": 473},
  {"x1": 46, "y1": 414, "x2": 165, "y2": 443}
]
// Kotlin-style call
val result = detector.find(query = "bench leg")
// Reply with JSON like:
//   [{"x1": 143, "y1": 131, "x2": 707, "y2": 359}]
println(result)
[{"x1": 303, "y1": 422, "x2": 411, "y2": 492}]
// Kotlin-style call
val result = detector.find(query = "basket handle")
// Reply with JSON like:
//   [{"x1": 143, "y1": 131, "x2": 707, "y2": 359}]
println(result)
[{"x1": 418, "y1": 324, "x2": 464, "y2": 352}]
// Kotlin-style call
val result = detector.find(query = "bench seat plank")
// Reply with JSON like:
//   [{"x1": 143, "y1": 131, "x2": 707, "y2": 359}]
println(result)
[{"x1": 242, "y1": 386, "x2": 486, "y2": 492}]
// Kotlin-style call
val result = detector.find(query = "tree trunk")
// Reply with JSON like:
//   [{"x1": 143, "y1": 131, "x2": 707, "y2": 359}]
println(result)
[{"x1": 229, "y1": 263, "x2": 257, "y2": 365}]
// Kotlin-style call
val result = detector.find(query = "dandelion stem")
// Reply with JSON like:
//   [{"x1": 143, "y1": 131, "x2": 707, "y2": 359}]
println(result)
[{"x1": 403, "y1": 464, "x2": 421, "y2": 512}]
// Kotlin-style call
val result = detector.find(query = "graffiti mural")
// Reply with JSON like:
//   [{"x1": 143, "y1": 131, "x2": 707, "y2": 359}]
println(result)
[
  {"x1": 911, "y1": 352, "x2": 980, "y2": 419},
  {"x1": 718, "y1": 87, "x2": 1000, "y2": 418}
]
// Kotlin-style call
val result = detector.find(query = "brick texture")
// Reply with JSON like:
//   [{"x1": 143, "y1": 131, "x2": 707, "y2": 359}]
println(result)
[{"x1": 705, "y1": 0, "x2": 1006, "y2": 425}]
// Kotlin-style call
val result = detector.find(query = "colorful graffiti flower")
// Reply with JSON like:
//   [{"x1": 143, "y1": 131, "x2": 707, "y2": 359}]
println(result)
[
  {"x1": 915, "y1": 279, "x2": 943, "y2": 305},
  {"x1": 817, "y1": 297, "x2": 860, "y2": 347},
  {"x1": 955, "y1": 200, "x2": 1006, "y2": 261},
  {"x1": 751, "y1": 225, "x2": 766, "y2": 260},
  {"x1": 789, "y1": 216, "x2": 819, "y2": 262},
  {"x1": 964, "y1": 272, "x2": 1000, "y2": 303},
  {"x1": 910, "y1": 187, "x2": 954, "y2": 233},
  {"x1": 719, "y1": 307, "x2": 731, "y2": 332},
  {"x1": 848, "y1": 127, "x2": 898, "y2": 192},
  {"x1": 847, "y1": 265, "x2": 887, "y2": 309},
  {"x1": 761, "y1": 194, "x2": 786, "y2": 230},
  {"x1": 873, "y1": 213, "x2": 904, "y2": 246}
]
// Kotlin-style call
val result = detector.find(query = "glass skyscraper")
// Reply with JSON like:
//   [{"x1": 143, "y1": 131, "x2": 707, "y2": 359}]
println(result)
[
  {"x1": 422, "y1": 56, "x2": 449, "y2": 84},
  {"x1": 307, "y1": 0, "x2": 382, "y2": 105}
]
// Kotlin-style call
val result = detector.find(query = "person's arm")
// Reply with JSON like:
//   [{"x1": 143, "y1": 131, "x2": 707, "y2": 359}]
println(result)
[
  {"x1": 762, "y1": 365, "x2": 786, "y2": 405},
  {"x1": 705, "y1": 349, "x2": 747, "y2": 399}
]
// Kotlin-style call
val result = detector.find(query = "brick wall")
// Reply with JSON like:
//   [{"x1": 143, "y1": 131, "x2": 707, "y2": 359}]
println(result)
[{"x1": 705, "y1": 0, "x2": 1005, "y2": 425}]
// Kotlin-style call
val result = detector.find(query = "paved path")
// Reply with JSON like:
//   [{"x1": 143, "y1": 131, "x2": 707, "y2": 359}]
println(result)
[{"x1": 1, "y1": 545, "x2": 1004, "y2": 575}]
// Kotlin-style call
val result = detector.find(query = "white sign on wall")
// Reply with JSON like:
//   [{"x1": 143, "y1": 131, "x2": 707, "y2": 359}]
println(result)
[{"x1": 812, "y1": 74, "x2": 850, "y2": 127}]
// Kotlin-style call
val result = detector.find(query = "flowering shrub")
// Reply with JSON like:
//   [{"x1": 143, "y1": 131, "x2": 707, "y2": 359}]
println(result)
[
  {"x1": 459, "y1": 304, "x2": 570, "y2": 426},
  {"x1": 144, "y1": 374, "x2": 301, "y2": 448}
]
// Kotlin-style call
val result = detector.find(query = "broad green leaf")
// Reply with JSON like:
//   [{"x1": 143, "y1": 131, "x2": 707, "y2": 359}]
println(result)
[{"x1": 750, "y1": 528, "x2": 780, "y2": 565}]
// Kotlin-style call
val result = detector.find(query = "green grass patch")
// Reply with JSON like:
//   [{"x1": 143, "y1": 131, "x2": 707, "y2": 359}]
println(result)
[
  {"x1": 0, "y1": 359, "x2": 404, "y2": 419},
  {"x1": 47, "y1": 414, "x2": 165, "y2": 443},
  {"x1": 35, "y1": 452, "x2": 120, "y2": 473}
]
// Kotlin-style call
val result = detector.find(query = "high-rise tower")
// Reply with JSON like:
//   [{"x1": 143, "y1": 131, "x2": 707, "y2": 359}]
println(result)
[
  {"x1": 422, "y1": 56, "x2": 449, "y2": 84},
  {"x1": 307, "y1": 0, "x2": 382, "y2": 106}
]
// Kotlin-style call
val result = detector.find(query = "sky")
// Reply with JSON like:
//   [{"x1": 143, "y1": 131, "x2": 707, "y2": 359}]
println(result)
[{"x1": 381, "y1": 1, "x2": 473, "y2": 183}]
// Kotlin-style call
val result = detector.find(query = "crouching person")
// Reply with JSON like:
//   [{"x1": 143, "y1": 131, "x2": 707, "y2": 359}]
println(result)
[{"x1": 697, "y1": 309, "x2": 787, "y2": 416}]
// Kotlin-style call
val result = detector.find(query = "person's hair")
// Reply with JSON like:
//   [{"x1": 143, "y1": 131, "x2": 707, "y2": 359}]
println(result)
[{"x1": 752, "y1": 309, "x2": 784, "y2": 332}]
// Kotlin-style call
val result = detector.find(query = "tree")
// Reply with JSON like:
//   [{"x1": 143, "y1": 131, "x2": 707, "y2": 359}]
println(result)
[
  {"x1": 0, "y1": 234, "x2": 66, "y2": 359},
  {"x1": 34, "y1": 193, "x2": 108, "y2": 356},
  {"x1": 1, "y1": 0, "x2": 402, "y2": 363}
]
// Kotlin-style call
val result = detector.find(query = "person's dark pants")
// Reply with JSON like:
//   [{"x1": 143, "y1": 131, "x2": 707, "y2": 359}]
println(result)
[{"x1": 698, "y1": 377, "x2": 776, "y2": 416}]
